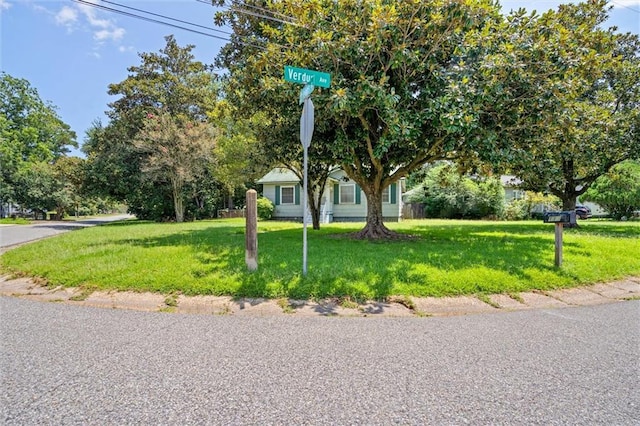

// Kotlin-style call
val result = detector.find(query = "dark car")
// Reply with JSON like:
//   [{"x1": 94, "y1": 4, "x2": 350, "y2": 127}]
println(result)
[{"x1": 576, "y1": 205, "x2": 592, "y2": 219}]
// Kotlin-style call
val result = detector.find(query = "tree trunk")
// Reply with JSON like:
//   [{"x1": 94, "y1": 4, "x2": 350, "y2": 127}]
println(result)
[
  {"x1": 307, "y1": 184, "x2": 324, "y2": 231},
  {"x1": 352, "y1": 188, "x2": 400, "y2": 239},
  {"x1": 172, "y1": 177, "x2": 184, "y2": 223}
]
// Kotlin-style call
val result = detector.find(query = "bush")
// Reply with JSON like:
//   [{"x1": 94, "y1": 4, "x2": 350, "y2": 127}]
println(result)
[
  {"x1": 256, "y1": 196, "x2": 274, "y2": 220},
  {"x1": 415, "y1": 164, "x2": 505, "y2": 219},
  {"x1": 582, "y1": 161, "x2": 640, "y2": 220},
  {"x1": 504, "y1": 199, "x2": 529, "y2": 220}
]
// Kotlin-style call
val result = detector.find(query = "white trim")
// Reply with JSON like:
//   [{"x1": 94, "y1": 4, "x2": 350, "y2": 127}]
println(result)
[
  {"x1": 382, "y1": 187, "x2": 390, "y2": 204},
  {"x1": 340, "y1": 184, "x2": 356, "y2": 204},
  {"x1": 280, "y1": 185, "x2": 295, "y2": 205}
]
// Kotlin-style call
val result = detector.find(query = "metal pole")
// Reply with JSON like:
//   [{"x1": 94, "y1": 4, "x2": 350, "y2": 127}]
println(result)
[{"x1": 302, "y1": 143, "x2": 308, "y2": 275}]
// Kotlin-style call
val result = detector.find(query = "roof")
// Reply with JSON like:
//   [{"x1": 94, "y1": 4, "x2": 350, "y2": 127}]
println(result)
[
  {"x1": 500, "y1": 175, "x2": 523, "y2": 187},
  {"x1": 256, "y1": 168, "x2": 300, "y2": 184}
]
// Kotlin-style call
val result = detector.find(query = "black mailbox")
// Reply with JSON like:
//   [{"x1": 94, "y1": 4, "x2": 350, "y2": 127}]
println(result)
[{"x1": 543, "y1": 212, "x2": 572, "y2": 224}]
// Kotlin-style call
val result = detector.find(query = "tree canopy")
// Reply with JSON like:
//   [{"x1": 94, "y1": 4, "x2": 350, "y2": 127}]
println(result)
[
  {"x1": 582, "y1": 160, "x2": 640, "y2": 220},
  {"x1": 215, "y1": 0, "x2": 505, "y2": 238},
  {"x1": 0, "y1": 72, "x2": 77, "y2": 213},
  {"x1": 83, "y1": 36, "x2": 220, "y2": 221},
  {"x1": 472, "y1": 0, "x2": 640, "y2": 211}
]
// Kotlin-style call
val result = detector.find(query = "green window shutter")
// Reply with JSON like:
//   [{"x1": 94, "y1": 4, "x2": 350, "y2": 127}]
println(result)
[
  {"x1": 334, "y1": 184, "x2": 339, "y2": 204},
  {"x1": 275, "y1": 185, "x2": 280, "y2": 205},
  {"x1": 295, "y1": 184, "x2": 300, "y2": 205},
  {"x1": 355, "y1": 185, "x2": 361, "y2": 204},
  {"x1": 390, "y1": 183, "x2": 397, "y2": 204}
]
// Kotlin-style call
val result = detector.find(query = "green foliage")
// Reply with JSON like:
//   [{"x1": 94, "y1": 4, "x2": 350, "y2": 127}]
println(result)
[
  {"x1": 256, "y1": 196, "x2": 274, "y2": 220},
  {"x1": 472, "y1": 1, "x2": 640, "y2": 209},
  {"x1": 582, "y1": 161, "x2": 640, "y2": 220},
  {"x1": 214, "y1": 0, "x2": 505, "y2": 237},
  {"x1": 2, "y1": 219, "x2": 639, "y2": 299},
  {"x1": 503, "y1": 200, "x2": 529, "y2": 221},
  {"x1": 0, "y1": 72, "x2": 77, "y2": 211},
  {"x1": 83, "y1": 36, "x2": 220, "y2": 222},
  {"x1": 134, "y1": 112, "x2": 216, "y2": 223},
  {"x1": 412, "y1": 164, "x2": 504, "y2": 219}
]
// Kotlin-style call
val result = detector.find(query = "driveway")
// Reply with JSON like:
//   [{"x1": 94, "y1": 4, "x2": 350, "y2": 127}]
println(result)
[
  {"x1": 0, "y1": 214, "x2": 133, "y2": 249},
  {"x1": 1, "y1": 297, "x2": 638, "y2": 424}
]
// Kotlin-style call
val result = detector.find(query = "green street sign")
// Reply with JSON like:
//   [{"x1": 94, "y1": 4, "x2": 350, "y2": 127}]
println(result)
[{"x1": 284, "y1": 66, "x2": 331, "y2": 88}]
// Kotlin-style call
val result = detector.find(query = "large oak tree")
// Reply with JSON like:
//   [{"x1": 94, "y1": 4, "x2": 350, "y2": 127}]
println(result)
[
  {"x1": 214, "y1": 0, "x2": 504, "y2": 238},
  {"x1": 472, "y1": 1, "x2": 640, "y2": 212}
]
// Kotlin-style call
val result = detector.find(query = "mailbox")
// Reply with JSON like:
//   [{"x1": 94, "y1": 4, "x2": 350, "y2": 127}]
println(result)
[{"x1": 543, "y1": 211, "x2": 572, "y2": 224}]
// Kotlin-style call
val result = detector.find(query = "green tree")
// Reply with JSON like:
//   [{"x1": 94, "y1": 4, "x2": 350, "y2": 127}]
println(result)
[
  {"x1": 412, "y1": 163, "x2": 504, "y2": 219},
  {"x1": 473, "y1": 1, "x2": 640, "y2": 214},
  {"x1": 134, "y1": 112, "x2": 215, "y2": 223},
  {"x1": 0, "y1": 73, "x2": 76, "y2": 215},
  {"x1": 83, "y1": 36, "x2": 219, "y2": 221},
  {"x1": 582, "y1": 160, "x2": 640, "y2": 220},
  {"x1": 214, "y1": 0, "x2": 503, "y2": 238}
]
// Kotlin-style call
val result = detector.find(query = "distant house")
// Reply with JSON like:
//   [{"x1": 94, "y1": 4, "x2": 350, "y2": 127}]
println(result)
[
  {"x1": 500, "y1": 175, "x2": 525, "y2": 202},
  {"x1": 257, "y1": 168, "x2": 404, "y2": 223}
]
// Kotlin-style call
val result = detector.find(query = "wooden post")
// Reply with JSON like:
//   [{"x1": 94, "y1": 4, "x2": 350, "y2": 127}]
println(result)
[
  {"x1": 554, "y1": 223, "x2": 563, "y2": 267},
  {"x1": 245, "y1": 189, "x2": 258, "y2": 271}
]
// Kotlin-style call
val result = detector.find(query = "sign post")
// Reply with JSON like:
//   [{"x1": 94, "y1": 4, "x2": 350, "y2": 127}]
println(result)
[
  {"x1": 284, "y1": 66, "x2": 330, "y2": 276},
  {"x1": 543, "y1": 211, "x2": 572, "y2": 267},
  {"x1": 300, "y1": 96, "x2": 314, "y2": 275}
]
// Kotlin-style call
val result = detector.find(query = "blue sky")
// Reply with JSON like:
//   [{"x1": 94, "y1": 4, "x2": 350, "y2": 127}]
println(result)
[{"x1": 1, "y1": 0, "x2": 638, "y2": 157}]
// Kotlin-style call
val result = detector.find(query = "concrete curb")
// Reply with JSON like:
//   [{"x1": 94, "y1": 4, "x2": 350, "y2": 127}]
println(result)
[{"x1": 1, "y1": 274, "x2": 638, "y2": 317}]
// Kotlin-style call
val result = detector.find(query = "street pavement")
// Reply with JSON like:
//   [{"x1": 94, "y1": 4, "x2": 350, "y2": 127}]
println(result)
[
  {"x1": 0, "y1": 214, "x2": 133, "y2": 249},
  {"x1": 1, "y1": 296, "x2": 638, "y2": 424}
]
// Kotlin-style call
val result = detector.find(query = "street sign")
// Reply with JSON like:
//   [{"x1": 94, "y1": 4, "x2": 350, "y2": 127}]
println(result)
[
  {"x1": 284, "y1": 66, "x2": 331, "y2": 88},
  {"x1": 300, "y1": 97, "x2": 314, "y2": 149}
]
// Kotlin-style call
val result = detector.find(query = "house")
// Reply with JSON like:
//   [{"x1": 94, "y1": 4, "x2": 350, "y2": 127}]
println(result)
[{"x1": 257, "y1": 168, "x2": 404, "y2": 223}]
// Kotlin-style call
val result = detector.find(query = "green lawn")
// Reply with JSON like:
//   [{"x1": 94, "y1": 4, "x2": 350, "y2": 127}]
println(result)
[
  {"x1": 0, "y1": 218, "x2": 31, "y2": 225},
  {"x1": 1, "y1": 219, "x2": 638, "y2": 300}
]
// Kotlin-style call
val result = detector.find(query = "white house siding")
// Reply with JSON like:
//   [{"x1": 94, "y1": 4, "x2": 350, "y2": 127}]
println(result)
[
  {"x1": 332, "y1": 180, "x2": 402, "y2": 222},
  {"x1": 259, "y1": 168, "x2": 403, "y2": 222}
]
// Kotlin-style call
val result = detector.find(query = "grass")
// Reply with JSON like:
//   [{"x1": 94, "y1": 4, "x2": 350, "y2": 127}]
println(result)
[
  {"x1": 0, "y1": 218, "x2": 31, "y2": 225},
  {"x1": 0, "y1": 218, "x2": 638, "y2": 300}
]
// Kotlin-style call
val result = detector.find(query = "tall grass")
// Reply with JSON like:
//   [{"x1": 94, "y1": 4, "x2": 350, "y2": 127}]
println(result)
[{"x1": 1, "y1": 219, "x2": 638, "y2": 299}]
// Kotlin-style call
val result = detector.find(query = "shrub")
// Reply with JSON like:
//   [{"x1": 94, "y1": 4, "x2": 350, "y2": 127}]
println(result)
[
  {"x1": 256, "y1": 196, "x2": 274, "y2": 220},
  {"x1": 416, "y1": 164, "x2": 505, "y2": 219},
  {"x1": 582, "y1": 161, "x2": 640, "y2": 220}
]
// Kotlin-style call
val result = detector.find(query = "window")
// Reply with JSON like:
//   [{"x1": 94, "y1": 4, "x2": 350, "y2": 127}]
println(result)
[
  {"x1": 382, "y1": 187, "x2": 390, "y2": 203},
  {"x1": 281, "y1": 186, "x2": 294, "y2": 204},
  {"x1": 340, "y1": 184, "x2": 355, "y2": 204}
]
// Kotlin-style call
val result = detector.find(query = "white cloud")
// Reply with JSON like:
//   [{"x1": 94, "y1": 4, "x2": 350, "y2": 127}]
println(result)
[
  {"x1": 77, "y1": 2, "x2": 112, "y2": 30},
  {"x1": 118, "y1": 45, "x2": 135, "y2": 53},
  {"x1": 94, "y1": 27, "x2": 125, "y2": 42},
  {"x1": 0, "y1": 0, "x2": 11, "y2": 11},
  {"x1": 52, "y1": 0, "x2": 126, "y2": 46},
  {"x1": 55, "y1": 6, "x2": 78, "y2": 27}
]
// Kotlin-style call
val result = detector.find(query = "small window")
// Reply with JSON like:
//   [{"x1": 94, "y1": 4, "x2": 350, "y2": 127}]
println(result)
[
  {"x1": 281, "y1": 186, "x2": 294, "y2": 204},
  {"x1": 340, "y1": 184, "x2": 355, "y2": 204},
  {"x1": 382, "y1": 187, "x2": 390, "y2": 203}
]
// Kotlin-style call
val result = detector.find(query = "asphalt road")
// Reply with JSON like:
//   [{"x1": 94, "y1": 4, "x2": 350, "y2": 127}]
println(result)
[
  {"x1": 1, "y1": 297, "x2": 638, "y2": 425},
  {"x1": 0, "y1": 214, "x2": 133, "y2": 248}
]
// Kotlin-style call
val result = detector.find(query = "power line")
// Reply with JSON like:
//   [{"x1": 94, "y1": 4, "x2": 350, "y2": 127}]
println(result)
[
  {"x1": 195, "y1": 0, "x2": 302, "y2": 27},
  {"x1": 72, "y1": 0, "x2": 231, "y2": 42},
  {"x1": 609, "y1": 0, "x2": 640, "y2": 14},
  {"x1": 99, "y1": 0, "x2": 233, "y2": 36},
  {"x1": 71, "y1": 0, "x2": 270, "y2": 50}
]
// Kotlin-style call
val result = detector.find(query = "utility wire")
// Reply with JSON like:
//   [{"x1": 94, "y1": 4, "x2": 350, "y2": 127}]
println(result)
[
  {"x1": 609, "y1": 0, "x2": 640, "y2": 14},
  {"x1": 195, "y1": 0, "x2": 302, "y2": 27},
  {"x1": 71, "y1": 0, "x2": 271, "y2": 50},
  {"x1": 99, "y1": 0, "x2": 233, "y2": 36}
]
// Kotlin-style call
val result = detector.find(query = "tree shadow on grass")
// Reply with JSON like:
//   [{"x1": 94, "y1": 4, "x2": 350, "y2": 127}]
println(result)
[{"x1": 87, "y1": 220, "x2": 635, "y2": 314}]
